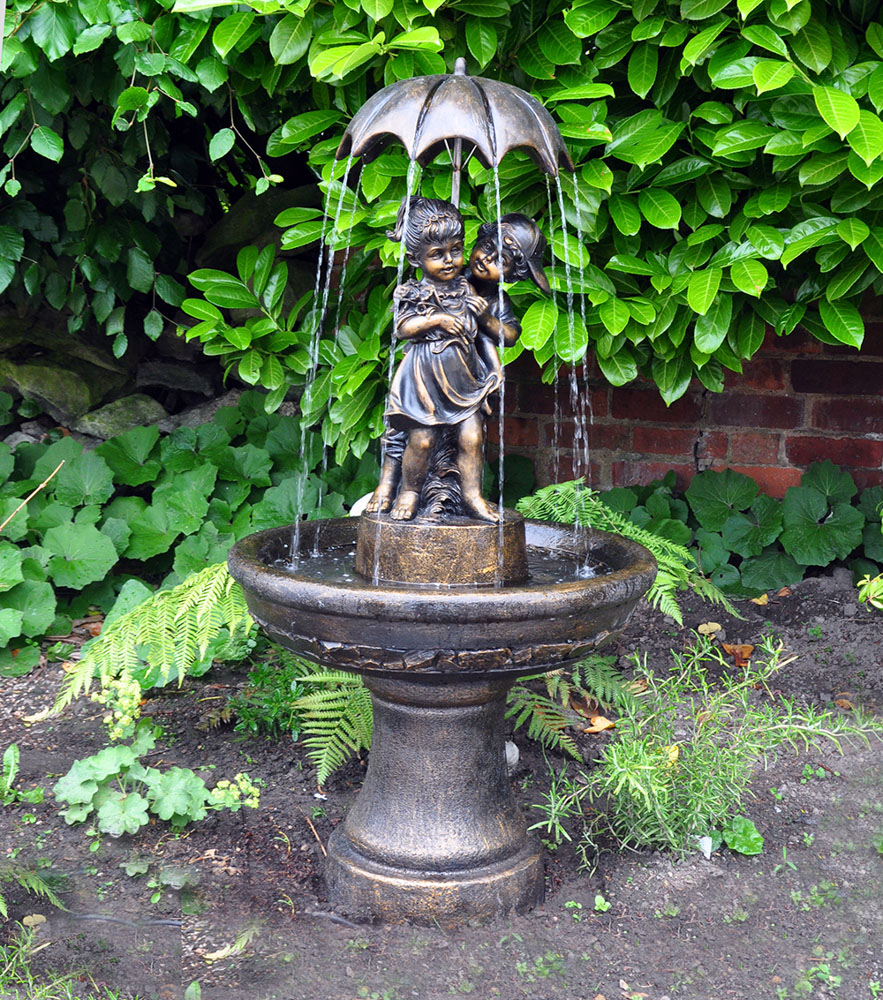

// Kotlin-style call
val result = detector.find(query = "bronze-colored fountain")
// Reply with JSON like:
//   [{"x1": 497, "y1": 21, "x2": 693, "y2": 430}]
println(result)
[{"x1": 229, "y1": 60, "x2": 656, "y2": 926}]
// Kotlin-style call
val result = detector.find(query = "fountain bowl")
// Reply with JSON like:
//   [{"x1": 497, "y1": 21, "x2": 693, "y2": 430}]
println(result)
[
  {"x1": 228, "y1": 513, "x2": 655, "y2": 926},
  {"x1": 228, "y1": 515, "x2": 656, "y2": 681}
]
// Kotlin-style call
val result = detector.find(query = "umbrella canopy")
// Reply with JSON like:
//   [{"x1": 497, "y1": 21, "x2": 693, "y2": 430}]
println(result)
[{"x1": 336, "y1": 58, "x2": 574, "y2": 199}]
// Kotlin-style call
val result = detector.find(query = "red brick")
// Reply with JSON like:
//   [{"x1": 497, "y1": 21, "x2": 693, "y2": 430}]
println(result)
[
  {"x1": 724, "y1": 358, "x2": 785, "y2": 392},
  {"x1": 708, "y1": 392, "x2": 804, "y2": 428},
  {"x1": 730, "y1": 431, "x2": 781, "y2": 465},
  {"x1": 540, "y1": 452, "x2": 593, "y2": 484},
  {"x1": 790, "y1": 359, "x2": 883, "y2": 395},
  {"x1": 486, "y1": 416, "x2": 539, "y2": 449},
  {"x1": 851, "y1": 469, "x2": 883, "y2": 490},
  {"x1": 697, "y1": 431, "x2": 729, "y2": 460},
  {"x1": 729, "y1": 465, "x2": 803, "y2": 498},
  {"x1": 611, "y1": 386, "x2": 701, "y2": 424},
  {"x1": 586, "y1": 423, "x2": 631, "y2": 451},
  {"x1": 764, "y1": 326, "x2": 824, "y2": 355},
  {"x1": 632, "y1": 426, "x2": 697, "y2": 456},
  {"x1": 858, "y1": 322, "x2": 883, "y2": 357},
  {"x1": 611, "y1": 461, "x2": 694, "y2": 491},
  {"x1": 786, "y1": 435, "x2": 883, "y2": 469},
  {"x1": 811, "y1": 397, "x2": 883, "y2": 434}
]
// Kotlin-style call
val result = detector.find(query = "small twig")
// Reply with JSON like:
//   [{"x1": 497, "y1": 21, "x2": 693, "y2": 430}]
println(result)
[
  {"x1": 298, "y1": 807, "x2": 327, "y2": 856},
  {"x1": 0, "y1": 460, "x2": 65, "y2": 532}
]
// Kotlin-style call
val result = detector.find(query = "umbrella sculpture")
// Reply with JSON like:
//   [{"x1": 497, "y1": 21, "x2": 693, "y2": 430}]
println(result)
[{"x1": 336, "y1": 56, "x2": 574, "y2": 206}]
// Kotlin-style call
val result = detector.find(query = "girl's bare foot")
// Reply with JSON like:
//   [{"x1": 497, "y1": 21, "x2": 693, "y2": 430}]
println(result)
[
  {"x1": 365, "y1": 486, "x2": 394, "y2": 513},
  {"x1": 390, "y1": 490, "x2": 420, "y2": 520},
  {"x1": 463, "y1": 493, "x2": 500, "y2": 523}
]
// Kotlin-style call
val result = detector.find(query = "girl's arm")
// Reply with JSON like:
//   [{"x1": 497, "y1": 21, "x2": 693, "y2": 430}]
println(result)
[
  {"x1": 477, "y1": 312, "x2": 521, "y2": 346},
  {"x1": 397, "y1": 311, "x2": 466, "y2": 339}
]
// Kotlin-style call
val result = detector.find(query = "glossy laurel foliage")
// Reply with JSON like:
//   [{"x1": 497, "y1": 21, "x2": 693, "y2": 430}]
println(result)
[{"x1": 2, "y1": 0, "x2": 882, "y2": 416}]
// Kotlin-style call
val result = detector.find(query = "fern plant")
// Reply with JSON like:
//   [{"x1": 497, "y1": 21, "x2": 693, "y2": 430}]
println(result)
[
  {"x1": 0, "y1": 864, "x2": 65, "y2": 919},
  {"x1": 517, "y1": 479, "x2": 739, "y2": 625},
  {"x1": 294, "y1": 670, "x2": 373, "y2": 788},
  {"x1": 54, "y1": 563, "x2": 255, "y2": 732},
  {"x1": 507, "y1": 654, "x2": 639, "y2": 760}
]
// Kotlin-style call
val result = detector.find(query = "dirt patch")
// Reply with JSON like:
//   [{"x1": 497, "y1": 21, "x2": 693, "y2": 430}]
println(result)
[{"x1": 2, "y1": 571, "x2": 882, "y2": 1000}]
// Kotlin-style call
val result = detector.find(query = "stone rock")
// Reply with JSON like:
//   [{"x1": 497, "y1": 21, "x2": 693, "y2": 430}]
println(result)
[
  {"x1": 0, "y1": 356, "x2": 120, "y2": 424},
  {"x1": 136, "y1": 361, "x2": 216, "y2": 397},
  {"x1": 75, "y1": 394, "x2": 169, "y2": 439},
  {"x1": 2, "y1": 431, "x2": 39, "y2": 451},
  {"x1": 156, "y1": 389, "x2": 242, "y2": 433}
]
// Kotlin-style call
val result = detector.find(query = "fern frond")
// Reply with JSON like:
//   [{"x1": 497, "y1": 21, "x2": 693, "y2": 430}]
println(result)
[
  {"x1": 0, "y1": 864, "x2": 66, "y2": 912},
  {"x1": 517, "y1": 479, "x2": 740, "y2": 623},
  {"x1": 54, "y1": 563, "x2": 255, "y2": 712},
  {"x1": 572, "y1": 654, "x2": 636, "y2": 711},
  {"x1": 295, "y1": 671, "x2": 373, "y2": 786},
  {"x1": 506, "y1": 685, "x2": 581, "y2": 760}
]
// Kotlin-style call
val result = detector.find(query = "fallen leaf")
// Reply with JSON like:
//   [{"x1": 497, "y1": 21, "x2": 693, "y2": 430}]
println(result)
[
  {"x1": 583, "y1": 715, "x2": 616, "y2": 733},
  {"x1": 61, "y1": 660, "x2": 79, "y2": 673},
  {"x1": 87, "y1": 622, "x2": 102, "y2": 636},
  {"x1": 21, "y1": 706, "x2": 54, "y2": 724},
  {"x1": 592, "y1": 995, "x2": 606, "y2": 1000},
  {"x1": 22, "y1": 914, "x2": 46, "y2": 926},
  {"x1": 697, "y1": 621, "x2": 722, "y2": 635},
  {"x1": 628, "y1": 677, "x2": 648, "y2": 693},
  {"x1": 834, "y1": 698, "x2": 854, "y2": 710},
  {"x1": 569, "y1": 692, "x2": 600, "y2": 718},
  {"x1": 750, "y1": 593, "x2": 769, "y2": 605},
  {"x1": 661, "y1": 744, "x2": 679, "y2": 766},
  {"x1": 776, "y1": 586, "x2": 792, "y2": 597},
  {"x1": 619, "y1": 980, "x2": 630, "y2": 992},
  {"x1": 722, "y1": 643, "x2": 754, "y2": 667}
]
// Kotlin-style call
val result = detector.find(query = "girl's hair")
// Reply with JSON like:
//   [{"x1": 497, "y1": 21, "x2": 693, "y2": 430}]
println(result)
[
  {"x1": 475, "y1": 214, "x2": 549, "y2": 292},
  {"x1": 388, "y1": 196, "x2": 464, "y2": 265}
]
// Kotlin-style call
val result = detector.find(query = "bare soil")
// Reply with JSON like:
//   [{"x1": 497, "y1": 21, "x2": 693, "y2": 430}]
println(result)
[{"x1": 1, "y1": 569, "x2": 882, "y2": 1000}]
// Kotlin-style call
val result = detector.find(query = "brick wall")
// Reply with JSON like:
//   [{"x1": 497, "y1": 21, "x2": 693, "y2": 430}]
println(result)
[{"x1": 494, "y1": 322, "x2": 883, "y2": 498}]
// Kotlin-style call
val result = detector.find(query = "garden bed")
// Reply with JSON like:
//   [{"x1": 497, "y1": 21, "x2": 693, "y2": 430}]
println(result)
[{"x1": 1, "y1": 570, "x2": 881, "y2": 1000}]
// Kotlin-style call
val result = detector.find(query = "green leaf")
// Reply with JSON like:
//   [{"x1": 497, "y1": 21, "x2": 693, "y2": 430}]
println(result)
[
  {"x1": 747, "y1": 225, "x2": 785, "y2": 259},
  {"x1": 74, "y1": 24, "x2": 113, "y2": 55},
  {"x1": 836, "y1": 219, "x2": 869, "y2": 251},
  {"x1": 209, "y1": 128, "x2": 235, "y2": 161},
  {"x1": 551, "y1": 231, "x2": 590, "y2": 268},
  {"x1": 741, "y1": 24, "x2": 788, "y2": 57},
  {"x1": 651, "y1": 354, "x2": 693, "y2": 405},
  {"x1": 752, "y1": 59, "x2": 794, "y2": 94},
  {"x1": 599, "y1": 298, "x2": 630, "y2": 335},
  {"x1": 0, "y1": 542, "x2": 24, "y2": 593},
  {"x1": 189, "y1": 270, "x2": 258, "y2": 309},
  {"x1": 153, "y1": 466, "x2": 217, "y2": 535},
  {"x1": 798, "y1": 152, "x2": 848, "y2": 187},
  {"x1": 722, "y1": 495, "x2": 783, "y2": 557},
  {"x1": 681, "y1": 0, "x2": 729, "y2": 18},
  {"x1": 581, "y1": 161, "x2": 613, "y2": 193},
  {"x1": 683, "y1": 19, "x2": 730, "y2": 64},
  {"x1": 813, "y1": 86, "x2": 860, "y2": 140},
  {"x1": 553, "y1": 314, "x2": 589, "y2": 363},
  {"x1": 538, "y1": 20, "x2": 582, "y2": 66},
  {"x1": 96, "y1": 789, "x2": 150, "y2": 837},
  {"x1": 722, "y1": 816, "x2": 764, "y2": 855},
  {"x1": 465, "y1": 20, "x2": 497, "y2": 67},
  {"x1": 195, "y1": 56, "x2": 228, "y2": 92},
  {"x1": 818, "y1": 299, "x2": 864, "y2": 348},
  {"x1": 520, "y1": 299, "x2": 558, "y2": 350},
  {"x1": 609, "y1": 195, "x2": 641, "y2": 236},
  {"x1": 387, "y1": 27, "x2": 443, "y2": 51},
  {"x1": 45, "y1": 524, "x2": 118, "y2": 588},
  {"x1": 2, "y1": 580, "x2": 56, "y2": 638},
  {"x1": 53, "y1": 452, "x2": 115, "y2": 506},
  {"x1": 693, "y1": 293, "x2": 732, "y2": 353},
  {"x1": 0, "y1": 609, "x2": 24, "y2": 648},
  {"x1": 781, "y1": 487, "x2": 864, "y2": 565},
  {"x1": 847, "y1": 110, "x2": 883, "y2": 168},
  {"x1": 30, "y1": 126, "x2": 63, "y2": 163},
  {"x1": 802, "y1": 459, "x2": 857, "y2": 504},
  {"x1": 730, "y1": 258, "x2": 768, "y2": 297},
  {"x1": 269, "y1": 12, "x2": 313, "y2": 65},
  {"x1": 686, "y1": 469, "x2": 758, "y2": 531},
  {"x1": 628, "y1": 43, "x2": 658, "y2": 98},
  {"x1": 145, "y1": 767, "x2": 209, "y2": 822},
  {"x1": 143, "y1": 309, "x2": 163, "y2": 341},
  {"x1": 212, "y1": 12, "x2": 255, "y2": 58},
  {"x1": 695, "y1": 173, "x2": 732, "y2": 218},
  {"x1": 687, "y1": 267, "x2": 722, "y2": 315},
  {"x1": 637, "y1": 188, "x2": 681, "y2": 229},
  {"x1": 0, "y1": 227, "x2": 24, "y2": 262},
  {"x1": 564, "y1": 0, "x2": 619, "y2": 38},
  {"x1": 740, "y1": 549, "x2": 804, "y2": 592},
  {"x1": 96, "y1": 426, "x2": 161, "y2": 487},
  {"x1": 127, "y1": 248, "x2": 155, "y2": 294},
  {"x1": 597, "y1": 349, "x2": 638, "y2": 386},
  {"x1": 712, "y1": 122, "x2": 776, "y2": 157},
  {"x1": 29, "y1": 3, "x2": 76, "y2": 60},
  {"x1": 791, "y1": 21, "x2": 831, "y2": 74}
]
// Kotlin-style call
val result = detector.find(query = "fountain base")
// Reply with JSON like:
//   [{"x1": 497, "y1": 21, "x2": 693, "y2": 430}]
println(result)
[{"x1": 324, "y1": 674, "x2": 544, "y2": 925}]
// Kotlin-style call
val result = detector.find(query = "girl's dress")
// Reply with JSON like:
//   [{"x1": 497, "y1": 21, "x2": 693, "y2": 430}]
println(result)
[{"x1": 385, "y1": 276, "x2": 502, "y2": 430}]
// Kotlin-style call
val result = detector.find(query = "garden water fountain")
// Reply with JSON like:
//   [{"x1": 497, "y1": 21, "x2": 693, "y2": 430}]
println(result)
[{"x1": 228, "y1": 60, "x2": 656, "y2": 926}]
